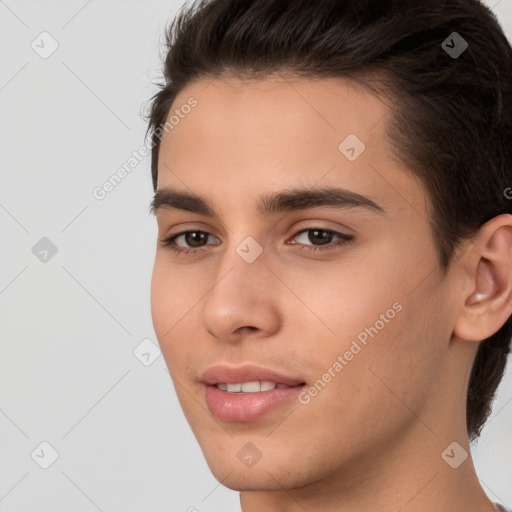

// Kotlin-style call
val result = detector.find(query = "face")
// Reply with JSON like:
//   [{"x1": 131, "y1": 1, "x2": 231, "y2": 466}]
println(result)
[{"x1": 150, "y1": 75, "x2": 459, "y2": 491}]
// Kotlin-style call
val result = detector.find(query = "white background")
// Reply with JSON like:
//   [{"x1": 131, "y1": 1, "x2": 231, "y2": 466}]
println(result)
[{"x1": 0, "y1": 1, "x2": 511, "y2": 511}]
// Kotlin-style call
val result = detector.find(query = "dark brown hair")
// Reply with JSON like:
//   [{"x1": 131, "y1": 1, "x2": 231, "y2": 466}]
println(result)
[{"x1": 145, "y1": 0, "x2": 512, "y2": 441}]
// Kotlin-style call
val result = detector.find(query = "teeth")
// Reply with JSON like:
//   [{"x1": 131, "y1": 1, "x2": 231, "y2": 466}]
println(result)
[
  {"x1": 216, "y1": 381, "x2": 283, "y2": 393},
  {"x1": 241, "y1": 381, "x2": 261, "y2": 392}
]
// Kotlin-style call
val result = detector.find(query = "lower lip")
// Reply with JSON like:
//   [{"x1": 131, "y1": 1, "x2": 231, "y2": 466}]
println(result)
[{"x1": 204, "y1": 384, "x2": 305, "y2": 422}]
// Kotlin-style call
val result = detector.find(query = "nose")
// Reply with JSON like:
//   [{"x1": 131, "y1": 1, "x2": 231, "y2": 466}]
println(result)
[{"x1": 200, "y1": 246, "x2": 281, "y2": 343}]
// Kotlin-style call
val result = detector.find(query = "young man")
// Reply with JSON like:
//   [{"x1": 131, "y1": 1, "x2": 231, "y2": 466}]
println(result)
[{"x1": 146, "y1": 0, "x2": 512, "y2": 510}]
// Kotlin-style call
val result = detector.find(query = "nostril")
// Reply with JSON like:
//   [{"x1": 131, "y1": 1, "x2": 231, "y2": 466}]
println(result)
[{"x1": 237, "y1": 326, "x2": 258, "y2": 334}]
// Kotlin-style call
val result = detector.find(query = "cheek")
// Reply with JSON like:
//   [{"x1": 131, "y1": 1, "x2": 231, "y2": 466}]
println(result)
[
  {"x1": 150, "y1": 256, "x2": 194, "y2": 366},
  {"x1": 286, "y1": 246, "x2": 444, "y2": 411},
  {"x1": 275, "y1": 252, "x2": 403, "y2": 346},
  {"x1": 293, "y1": 296, "x2": 443, "y2": 461},
  {"x1": 150, "y1": 254, "x2": 199, "y2": 324},
  {"x1": 150, "y1": 258, "x2": 172, "y2": 335}
]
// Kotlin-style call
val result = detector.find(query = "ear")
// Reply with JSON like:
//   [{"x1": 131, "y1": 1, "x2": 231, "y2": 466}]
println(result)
[{"x1": 453, "y1": 214, "x2": 512, "y2": 343}]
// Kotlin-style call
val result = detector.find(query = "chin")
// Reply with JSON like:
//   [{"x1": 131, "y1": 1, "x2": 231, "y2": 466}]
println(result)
[
  {"x1": 199, "y1": 444, "x2": 315, "y2": 492},
  {"x1": 208, "y1": 463, "x2": 299, "y2": 492}
]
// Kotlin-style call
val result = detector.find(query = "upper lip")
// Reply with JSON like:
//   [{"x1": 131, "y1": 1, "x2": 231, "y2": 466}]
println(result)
[{"x1": 200, "y1": 364, "x2": 305, "y2": 386}]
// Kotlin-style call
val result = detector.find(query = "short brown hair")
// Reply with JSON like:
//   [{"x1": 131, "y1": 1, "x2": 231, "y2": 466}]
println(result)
[{"x1": 145, "y1": 0, "x2": 512, "y2": 440}]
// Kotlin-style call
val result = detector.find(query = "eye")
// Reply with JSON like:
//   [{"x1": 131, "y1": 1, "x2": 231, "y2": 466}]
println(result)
[
  {"x1": 158, "y1": 228, "x2": 354, "y2": 255},
  {"x1": 159, "y1": 230, "x2": 219, "y2": 254},
  {"x1": 289, "y1": 228, "x2": 354, "y2": 252}
]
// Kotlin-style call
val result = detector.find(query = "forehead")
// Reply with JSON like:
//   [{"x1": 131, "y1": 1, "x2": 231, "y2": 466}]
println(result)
[
  {"x1": 167, "y1": 74, "x2": 390, "y2": 152},
  {"x1": 157, "y1": 74, "x2": 426, "y2": 221}
]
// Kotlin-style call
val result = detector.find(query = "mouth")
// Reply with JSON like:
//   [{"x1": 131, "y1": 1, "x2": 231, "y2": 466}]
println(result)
[
  {"x1": 200, "y1": 364, "x2": 306, "y2": 422},
  {"x1": 214, "y1": 380, "x2": 303, "y2": 392}
]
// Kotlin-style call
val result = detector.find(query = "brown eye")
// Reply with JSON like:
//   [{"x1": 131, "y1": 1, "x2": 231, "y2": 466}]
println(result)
[
  {"x1": 182, "y1": 231, "x2": 209, "y2": 247},
  {"x1": 160, "y1": 227, "x2": 353, "y2": 255},
  {"x1": 305, "y1": 229, "x2": 334, "y2": 245},
  {"x1": 159, "y1": 230, "x2": 219, "y2": 253},
  {"x1": 290, "y1": 228, "x2": 354, "y2": 251}
]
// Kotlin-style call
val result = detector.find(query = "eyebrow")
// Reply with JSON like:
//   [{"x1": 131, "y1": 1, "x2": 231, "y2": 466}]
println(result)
[{"x1": 149, "y1": 186, "x2": 386, "y2": 218}]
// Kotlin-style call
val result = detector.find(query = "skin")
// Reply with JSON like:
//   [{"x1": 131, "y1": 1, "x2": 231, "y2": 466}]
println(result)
[{"x1": 150, "y1": 74, "x2": 512, "y2": 512}]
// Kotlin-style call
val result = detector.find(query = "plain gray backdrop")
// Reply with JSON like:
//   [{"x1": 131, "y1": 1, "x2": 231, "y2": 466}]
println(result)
[{"x1": 1, "y1": 1, "x2": 511, "y2": 511}]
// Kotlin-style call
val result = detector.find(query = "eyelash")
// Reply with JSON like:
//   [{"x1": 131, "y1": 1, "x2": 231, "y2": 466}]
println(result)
[{"x1": 159, "y1": 228, "x2": 354, "y2": 255}]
